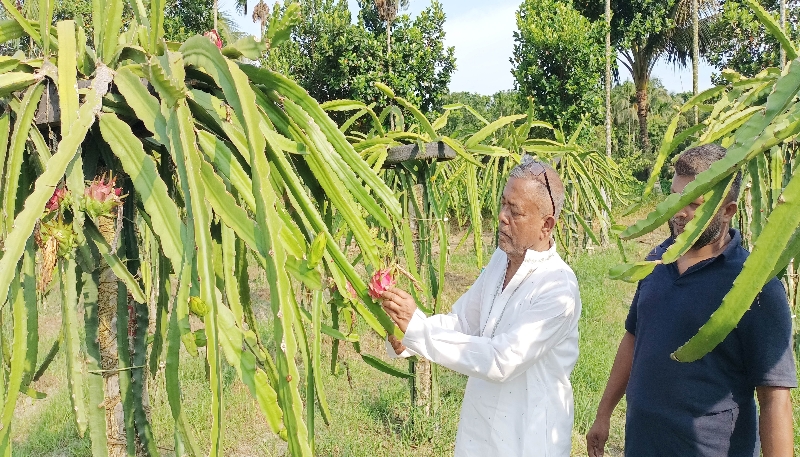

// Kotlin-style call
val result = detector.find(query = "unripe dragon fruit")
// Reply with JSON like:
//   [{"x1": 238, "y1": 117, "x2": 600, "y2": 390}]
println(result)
[
  {"x1": 368, "y1": 268, "x2": 396, "y2": 299},
  {"x1": 83, "y1": 174, "x2": 124, "y2": 218},
  {"x1": 40, "y1": 219, "x2": 78, "y2": 259}
]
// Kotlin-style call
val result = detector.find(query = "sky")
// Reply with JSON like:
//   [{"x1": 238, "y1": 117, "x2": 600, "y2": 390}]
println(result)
[{"x1": 223, "y1": 0, "x2": 716, "y2": 95}]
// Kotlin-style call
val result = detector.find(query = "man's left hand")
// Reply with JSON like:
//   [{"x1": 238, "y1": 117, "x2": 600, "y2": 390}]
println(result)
[
  {"x1": 388, "y1": 335, "x2": 407, "y2": 355},
  {"x1": 381, "y1": 286, "x2": 417, "y2": 333}
]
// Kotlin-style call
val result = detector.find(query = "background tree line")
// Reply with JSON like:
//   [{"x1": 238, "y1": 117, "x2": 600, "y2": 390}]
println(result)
[
  {"x1": 1, "y1": 0, "x2": 795, "y2": 183},
  {"x1": 255, "y1": 0, "x2": 796, "y2": 185}
]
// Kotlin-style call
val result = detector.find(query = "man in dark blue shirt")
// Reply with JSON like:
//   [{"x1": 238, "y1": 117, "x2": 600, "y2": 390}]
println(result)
[{"x1": 586, "y1": 144, "x2": 797, "y2": 456}]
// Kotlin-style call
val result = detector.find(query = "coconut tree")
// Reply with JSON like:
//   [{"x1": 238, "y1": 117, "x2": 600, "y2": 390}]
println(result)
[
  {"x1": 693, "y1": 0, "x2": 700, "y2": 123},
  {"x1": 576, "y1": 0, "x2": 717, "y2": 152},
  {"x1": 605, "y1": 0, "x2": 612, "y2": 157},
  {"x1": 780, "y1": 0, "x2": 787, "y2": 67},
  {"x1": 252, "y1": 0, "x2": 270, "y2": 42},
  {"x1": 622, "y1": 0, "x2": 716, "y2": 152}
]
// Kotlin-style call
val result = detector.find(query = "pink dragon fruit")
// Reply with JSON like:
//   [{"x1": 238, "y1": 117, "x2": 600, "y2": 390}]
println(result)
[
  {"x1": 204, "y1": 29, "x2": 223, "y2": 49},
  {"x1": 83, "y1": 174, "x2": 124, "y2": 218},
  {"x1": 368, "y1": 268, "x2": 396, "y2": 299},
  {"x1": 45, "y1": 187, "x2": 69, "y2": 212}
]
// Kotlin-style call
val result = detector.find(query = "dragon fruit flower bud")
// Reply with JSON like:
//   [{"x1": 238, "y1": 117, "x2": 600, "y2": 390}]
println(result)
[
  {"x1": 368, "y1": 268, "x2": 396, "y2": 299},
  {"x1": 45, "y1": 187, "x2": 69, "y2": 212},
  {"x1": 204, "y1": 29, "x2": 223, "y2": 49}
]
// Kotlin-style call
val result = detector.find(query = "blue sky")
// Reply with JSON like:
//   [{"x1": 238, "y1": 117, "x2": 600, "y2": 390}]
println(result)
[{"x1": 224, "y1": 0, "x2": 715, "y2": 95}]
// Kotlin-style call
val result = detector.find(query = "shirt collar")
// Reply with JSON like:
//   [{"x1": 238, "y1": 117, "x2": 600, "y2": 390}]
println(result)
[
  {"x1": 719, "y1": 228, "x2": 742, "y2": 259},
  {"x1": 522, "y1": 240, "x2": 558, "y2": 264}
]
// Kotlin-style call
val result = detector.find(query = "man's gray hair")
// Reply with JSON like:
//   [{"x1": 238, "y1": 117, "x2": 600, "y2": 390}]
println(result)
[{"x1": 508, "y1": 154, "x2": 566, "y2": 218}]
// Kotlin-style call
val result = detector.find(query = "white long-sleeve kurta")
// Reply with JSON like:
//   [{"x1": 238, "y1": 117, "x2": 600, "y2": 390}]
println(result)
[{"x1": 397, "y1": 245, "x2": 581, "y2": 456}]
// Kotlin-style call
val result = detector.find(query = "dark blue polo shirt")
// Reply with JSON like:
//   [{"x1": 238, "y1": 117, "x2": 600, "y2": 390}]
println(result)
[{"x1": 624, "y1": 229, "x2": 797, "y2": 457}]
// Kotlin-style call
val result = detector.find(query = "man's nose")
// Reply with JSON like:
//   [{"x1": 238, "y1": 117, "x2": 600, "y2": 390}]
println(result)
[
  {"x1": 675, "y1": 205, "x2": 689, "y2": 219},
  {"x1": 499, "y1": 207, "x2": 510, "y2": 225}
]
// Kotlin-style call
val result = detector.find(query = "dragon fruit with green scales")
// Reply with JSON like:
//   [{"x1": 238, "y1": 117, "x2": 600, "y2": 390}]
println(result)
[{"x1": 82, "y1": 174, "x2": 125, "y2": 218}]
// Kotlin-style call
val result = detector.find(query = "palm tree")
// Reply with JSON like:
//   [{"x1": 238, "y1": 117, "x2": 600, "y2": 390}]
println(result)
[
  {"x1": 693, "y1": 0, "x2": 700, "y2": 124},
  {"x1": 617, "y1": 0, "x2": 717, "y2": 152},
  {"x1": 218, "y1": 9, "x2": 245, "y2": 44},
  {"x1": 780, "y1": 0, "x2": 787, "y2": 68},
  {"x1": 252, "y1": 0, "x2": 271, "y2": 42},
  {"x1": 214, "y1": 0, "x2": 247, "y2": 35},
  {"x1": 236, "y1": 0, "x2": 248, "y2": 15},
  {"x1": 374, "y1": 0, "x2": 408, "y2": 60}
]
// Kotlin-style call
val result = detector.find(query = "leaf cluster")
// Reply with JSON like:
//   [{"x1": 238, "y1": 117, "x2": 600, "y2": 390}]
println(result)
[
  {"x1": 265, "y1": 0, "x2": 455, "y2": 113},
  {"x1": 512, "y1": 0, "x2": 605, "y2": 131},
  {"x1": 705, "y1": 0, "x2": 800, "y2": 79}
]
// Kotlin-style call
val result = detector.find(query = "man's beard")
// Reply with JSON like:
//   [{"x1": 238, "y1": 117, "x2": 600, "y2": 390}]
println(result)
[{"x1": 669, "y1": 211, "x2": 726, "y2": 250}]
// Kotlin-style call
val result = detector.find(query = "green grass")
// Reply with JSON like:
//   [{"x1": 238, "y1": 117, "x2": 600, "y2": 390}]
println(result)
[{"x1": 9, "y1": 235, "x2": 800, "y2": 456}]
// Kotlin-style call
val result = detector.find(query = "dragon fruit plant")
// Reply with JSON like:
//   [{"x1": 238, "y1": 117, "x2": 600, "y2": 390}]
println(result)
[{"x1": 0, "y1": 0, "x2": 404, "y2": 455}]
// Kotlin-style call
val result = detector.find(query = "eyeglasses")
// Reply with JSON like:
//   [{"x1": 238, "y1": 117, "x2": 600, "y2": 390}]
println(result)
[{"x1": 527, "y1": 160, "x2": 556, "y2": 217}]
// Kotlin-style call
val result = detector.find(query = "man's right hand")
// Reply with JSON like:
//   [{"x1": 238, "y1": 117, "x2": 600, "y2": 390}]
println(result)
[{"x1": 586, "y1": 417, "x2": 610, "y2": 457}]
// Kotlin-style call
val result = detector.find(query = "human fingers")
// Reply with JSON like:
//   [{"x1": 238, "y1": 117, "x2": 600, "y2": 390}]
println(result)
[
  {"x1": 394, "y1": 342, "x2": 407, "y2": 355},
  {"x1": 380, "y1": 289, "x2": 402, "y2": 303},
  {"x1": 381, "y1": 302, "x2": 402, "y2": 324},
  {"x1": 586, "y1": 429, "x2": 606, "y2": 457},
  {"x1": 381, "y1": 298, "x2": 401, "y2": 314},
  {"x1": 387, "y1": 286, "x2": 411, "y2": 300}
]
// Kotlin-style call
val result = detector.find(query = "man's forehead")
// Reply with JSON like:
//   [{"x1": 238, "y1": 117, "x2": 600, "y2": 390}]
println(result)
[
  {"x1": 671, "y1": 174, "x2": 705, "y2": 203},
  {"x1": 503, "y1": 177, "x2": 545, "y2": 207}
]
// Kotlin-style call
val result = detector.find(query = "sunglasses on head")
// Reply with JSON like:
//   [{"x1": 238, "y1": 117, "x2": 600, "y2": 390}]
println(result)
[{"x1": 527, "y1": 160, "x2": 556, "y2": 217}]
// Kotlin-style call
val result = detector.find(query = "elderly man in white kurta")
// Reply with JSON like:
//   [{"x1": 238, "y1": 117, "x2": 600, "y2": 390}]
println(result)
[{"x1": 381, "y1": 155, "x2": 581, "y2": 457}]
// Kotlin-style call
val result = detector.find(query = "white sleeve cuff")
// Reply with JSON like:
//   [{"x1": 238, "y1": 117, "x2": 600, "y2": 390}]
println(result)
[{"x1": 384, "y1": 339, "x2": 416, "y2": 359}]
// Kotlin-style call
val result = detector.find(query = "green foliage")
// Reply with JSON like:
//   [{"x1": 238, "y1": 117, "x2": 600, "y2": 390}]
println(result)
[
  {"x1": 163, "y1": 0, "x2": 213, "y2": 42},
  {"x1": 266, "y1": 0, "x2": 455, "y2": 112},
  {"x1": 512, "y1": 0, "x2": 605, "y2": 130},
  {"x1": 706, "y1": 0, "x2": 800, "y2": 80},
  {"x1": 23, "y1": 0, "x2": 220, "y2": 47},
  {"x1": 574, "y1": 0, "x2": 678, "y2": 48},
  {"x1": 439, "y1": 91, "x2": 525, "y2": 140},
  {"x1": 0, "y1": 0, "x2": 418, "y2": 455},
  {"x1": 606, "y1": 80, "x2": 694, "y2": 180}
]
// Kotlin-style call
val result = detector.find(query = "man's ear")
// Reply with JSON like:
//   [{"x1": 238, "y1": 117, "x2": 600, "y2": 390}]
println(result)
[
  {"x1": 542, "y1": 214, "x2": 556, "y2": 235},
  {"x1": 722, "y1": 201, "x2": 738, "y2": 221}
]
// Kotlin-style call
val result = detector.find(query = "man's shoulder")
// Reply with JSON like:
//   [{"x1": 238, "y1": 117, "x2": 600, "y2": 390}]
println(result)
[
  {"x1": 544, "y1": 252, "x2": 577, "y2": 278},
  {"x1": 645, "y1": 237, "x2": 674, "y2": 261}
]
